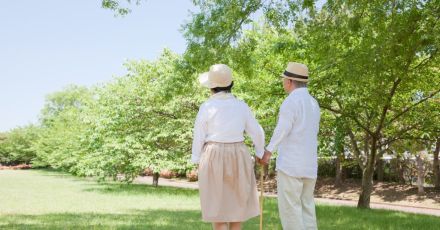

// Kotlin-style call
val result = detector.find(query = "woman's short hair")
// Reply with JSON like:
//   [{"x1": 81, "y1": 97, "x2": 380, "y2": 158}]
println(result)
[{"x1": 211, "y1": 82, "x2": 234, "y2": 93}]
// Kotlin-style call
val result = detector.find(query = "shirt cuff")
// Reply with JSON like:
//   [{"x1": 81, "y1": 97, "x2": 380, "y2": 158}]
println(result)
[
  {"x1": 266, "y1": 144, "x2": 276, "y2": 153},
  {"x1": 255, "y1": 147, "x2": 264, "y2": 159}
]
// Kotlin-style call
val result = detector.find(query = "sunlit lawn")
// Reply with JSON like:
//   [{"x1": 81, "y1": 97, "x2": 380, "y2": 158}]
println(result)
[{"x1": 1, "y1": 170, "x2": 439, "y2": 229}]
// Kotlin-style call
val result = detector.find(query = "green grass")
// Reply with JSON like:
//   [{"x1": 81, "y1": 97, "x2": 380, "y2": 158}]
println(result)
[{"x1": 1, "y1": 170, "x2": 439, "y2": 229}]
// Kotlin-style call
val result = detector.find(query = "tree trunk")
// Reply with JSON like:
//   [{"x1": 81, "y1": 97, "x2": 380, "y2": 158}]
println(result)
[
  {"x1": 152, "y1": 172, "x2": 159, "y2": 187},
  {"x1": 376, "y1": 157, "x2": 384, "y2": 182},
  {"x1": 358, "y1": 165, "x2": 375, "y2": 208},
  {"x1": 433, "y1": 137, "x2": 440, "y2": 189},
  {"x1": 416, "y1": 154, "x2": 425, "y2": 195},
  {"x1": 335, "y1": 154, "x2": 343, "y2": 186},
  {"x1": 397, "y1": 156, "x2": 406, "y2": 184},
  {"x1": 357, "y1": 136, "x2": 378, "y2": 209}
]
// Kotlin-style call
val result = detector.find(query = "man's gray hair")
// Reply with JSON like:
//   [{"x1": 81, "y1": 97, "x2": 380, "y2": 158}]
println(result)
[{"x1": 292, "y1": 80, "x2": 308, "y2": 88}]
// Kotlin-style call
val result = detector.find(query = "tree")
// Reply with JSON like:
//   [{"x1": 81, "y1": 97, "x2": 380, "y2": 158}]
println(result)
[
  {"x1": 33, "y1": 85, "x2": 95, "y2": 171},
  {"x1": 183, "y1": 0, "x2": 440, "y2": 208},
  {"x1": 69, "y1": 50, "x2": 203, "y2": 184},
  {"x1": 0, "y1": 125, "x2": 40, "y2": 165},
  {"x1": 434, "y1": 137, "x2": 440, "y2": 188},
  {"x1": 307, "y1": 0, "x2": 440, "y2": 208},
  {"x1": 0, "y1": 133, "x2": 7, "y2": 164},
  {"x1": 333, "y1": 116, "x2": 347, "y2": 186}
]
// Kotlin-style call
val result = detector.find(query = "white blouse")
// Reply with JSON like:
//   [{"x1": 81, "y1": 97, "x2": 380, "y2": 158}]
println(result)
[{"x1": 191, "y1": 92, "x2": 265, "y2": 164}]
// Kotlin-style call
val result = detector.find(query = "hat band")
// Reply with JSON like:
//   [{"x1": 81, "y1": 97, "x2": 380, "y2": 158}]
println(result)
[{"x1": 283, "y1": 70, "x2": 308, "y2": 79}]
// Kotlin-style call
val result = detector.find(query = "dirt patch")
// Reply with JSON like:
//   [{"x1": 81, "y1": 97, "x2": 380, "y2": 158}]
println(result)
[
  {"x1": 260, "y1": 177, "x2": 440, "y2": 210},
  {"x1": 133, "y1": 174, "x2": 440, "y2": 215},
  {"x1": 135, "y1": 174, "x2": 440, "y2": 210},
  {"x1": 314, "y1": 178, "x2": 440, "y2": 209},
  {"x1": 0, "y1": 164, "x2": 32, "y2": 170}
]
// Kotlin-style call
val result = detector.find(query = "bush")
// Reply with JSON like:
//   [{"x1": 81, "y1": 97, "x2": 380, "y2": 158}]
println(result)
[
  {"x1": 318, "y1": 157, "x2": 336, "y2": 178},
  {"x1": 0, "y1": 126, "x2": 40, "y2": 166},
  {"x1": 317, "y1": 157, "x2": 362, "y2": 179},
  {"x1": 186, "y1": 169, "x2": 198, "y2": 182}
]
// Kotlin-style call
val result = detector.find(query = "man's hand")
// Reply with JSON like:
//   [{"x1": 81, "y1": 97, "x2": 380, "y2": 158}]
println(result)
[
  {"x1": 257, "y1": 150, "x2": 272, "y2": 165},
  {"x1": 262, "y1": 150, "x2": 272, "y2": 165}
]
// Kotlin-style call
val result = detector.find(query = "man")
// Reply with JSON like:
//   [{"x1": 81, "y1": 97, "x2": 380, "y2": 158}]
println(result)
[{"x1": 258, "y1": 62, "x2": 320, "y2": 230}]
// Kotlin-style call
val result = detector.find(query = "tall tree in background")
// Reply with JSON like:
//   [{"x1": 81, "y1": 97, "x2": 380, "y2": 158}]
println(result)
[
  {"x1": 183, "y1": 0, "x2": 440, "y2": 208},
  {"x1": 434, "y1": 137, "x2": 440, "y2": 188},
  {"x1": 75, "y1": 50, "x2": 202, "y2": 183},
  {"x1": 0, "y1": 126, "x2": 40, "y2": 165},
  {"x1": 34, "y1": 85, "x2": 94, "y2": 171},
  {"x1": 300, "y1": 0, "x2": 440, "y2": 208}
]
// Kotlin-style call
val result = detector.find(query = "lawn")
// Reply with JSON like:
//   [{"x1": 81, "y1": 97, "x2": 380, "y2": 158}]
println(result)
[{"x1": 0, "y1": 170, "x2": 439, "y2": 230}]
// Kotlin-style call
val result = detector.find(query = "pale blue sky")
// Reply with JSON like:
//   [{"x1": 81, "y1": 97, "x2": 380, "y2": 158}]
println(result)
[{"x1": 0, "y1": 0, "x2": 195, "y2": 132}]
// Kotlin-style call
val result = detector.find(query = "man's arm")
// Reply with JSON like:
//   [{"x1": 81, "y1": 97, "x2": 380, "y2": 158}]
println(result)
[{"x1": 264, "y1": 100, "x2": 296, "y2": 161}]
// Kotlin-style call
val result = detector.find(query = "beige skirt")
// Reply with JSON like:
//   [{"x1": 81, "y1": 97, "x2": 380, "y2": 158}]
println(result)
[{"x1": 198, "y1": 142, "x2": 260, "y2": 222}]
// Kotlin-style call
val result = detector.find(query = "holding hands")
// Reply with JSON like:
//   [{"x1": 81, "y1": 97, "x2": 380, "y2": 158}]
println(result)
[{"x1": 256, "y1": 149, "x2": 272, "y2": 165}]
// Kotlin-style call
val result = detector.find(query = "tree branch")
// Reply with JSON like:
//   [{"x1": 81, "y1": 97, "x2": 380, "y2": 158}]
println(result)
[
  {"x1": 375, "y1": 78, "x2": 401, "y2": 135},
  {"x1": 347, "y1": 127, "x2": 365, "y2": 170},
  {"x1": 152, "y1": 110, "x2": 177, "y2": 119},
  {"x1": 320, "y1": 104, "x2": 374, "y2": 136},
  {"x1": 411, "y1": 50, "x2": 438, "y2": 71},
  {"x1": 385, "y1": 88, "x2": 440, "y2": 127},
  {"x1": 379, "y1": 123, "x2": 421, "y2": 147}
]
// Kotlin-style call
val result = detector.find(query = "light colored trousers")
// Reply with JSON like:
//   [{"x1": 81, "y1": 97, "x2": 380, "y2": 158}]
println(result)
[{"x1": 277, "y1": 170, "x2": 317, "y2": 230}]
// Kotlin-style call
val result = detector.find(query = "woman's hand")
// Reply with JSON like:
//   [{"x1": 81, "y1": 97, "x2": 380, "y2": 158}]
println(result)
[{"x1": 257, "y1": 150, "x2": 272, "y2": 165}]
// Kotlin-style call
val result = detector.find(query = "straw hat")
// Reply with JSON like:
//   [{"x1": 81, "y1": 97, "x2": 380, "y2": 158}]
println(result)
[
  {"x1": 281, "y1": 62, "x2": 309, "y2": 82},
  {"x1": 199, "y1": 64, "x2": 233, "y2": 88}
]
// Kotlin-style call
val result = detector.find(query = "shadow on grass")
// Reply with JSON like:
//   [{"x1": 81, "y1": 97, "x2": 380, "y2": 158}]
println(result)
[
  {"x1": 82, "y1": 183, "x2": 199, "y2": 197},
  {"x1": 29, "y1": 168, "x2": 99, "y2": 184},
  {"x1": 0, "y1": 203, "x2": 280, "y2": 230},
  {"x1": 375, "y1": 185, "x2": 440, "y2": 204},
  {"x1": 316, "y1": 205, "x2": 440, "y2": 230},
  {"x1": 0, "y1": 209, "x2": 210, "y2": 230},
  {"x1": 32, "y1": 169, "x2": 198, "y2": 197},
  {"x1": 316, "y1": 177, "x2": 440, "y2": 205},
  {"x1": 2, "y1": 200, "x2": 440, "y2": 230},
  {"x1": 7, "y1": 170, "x2": 440, "y2": 229}
]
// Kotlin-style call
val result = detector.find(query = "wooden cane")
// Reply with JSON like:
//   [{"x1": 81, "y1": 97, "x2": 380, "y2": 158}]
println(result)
[{"x1": 259, "y1": 164, "x2": 264, "y2": 230}]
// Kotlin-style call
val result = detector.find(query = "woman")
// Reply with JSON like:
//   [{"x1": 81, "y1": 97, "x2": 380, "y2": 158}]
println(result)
[{"x1": 192, "y1": 64, "x2": 265, "y2": 230}]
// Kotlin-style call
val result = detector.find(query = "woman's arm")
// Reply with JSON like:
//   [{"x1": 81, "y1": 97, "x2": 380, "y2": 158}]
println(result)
[
  {"x1": 191, "y1": 106, "x2": 207, "y2": 164},
  {"x1": 244, "y1": 105, "x2": 265, "y2": 159}
]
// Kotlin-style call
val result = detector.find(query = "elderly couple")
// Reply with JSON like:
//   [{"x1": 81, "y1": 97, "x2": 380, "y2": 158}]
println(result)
[{"x1": 191, "y1": 62, "x2": 321, "y2": 230}]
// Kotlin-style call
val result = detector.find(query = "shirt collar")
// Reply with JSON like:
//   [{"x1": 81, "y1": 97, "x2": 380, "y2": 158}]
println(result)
[
  {"x1": 210, "y1": 91, "x2": 235, "y2": 100},
  {"x1": 289, "y1": 87, "x2": 309, "y2": 96}
]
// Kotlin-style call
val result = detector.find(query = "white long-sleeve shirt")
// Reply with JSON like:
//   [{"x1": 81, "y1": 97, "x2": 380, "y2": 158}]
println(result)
[
  {"x1": 191, "y1": 92, "x2": 265, "y2": 164},
  {"x1": 266, "y1": 88, "x2": 320, "y2": 178}
]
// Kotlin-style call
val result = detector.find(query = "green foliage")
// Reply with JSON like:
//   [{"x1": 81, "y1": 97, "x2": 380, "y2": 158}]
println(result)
[
  {"x1": 179, "y1": 0, "x2": 440, "y2": 208},
  {"x1": 26, "y1": 50, "x2": 205, "y2": 183},
  {"x1": 0, "y1": 125, "x2": 40, "y2": 165},
  {"x1": 32, "y1": 85, "x2": 94, "y2": 171},
  {"x1": 71, "y1": 51, "x2": 200, "y2": 181},
  {"x1": 4, "y1": 1, "x2": 439, "y2": 195},
  {"x1": 101, "y1": 0, "x2": 143, "y2": 16}
]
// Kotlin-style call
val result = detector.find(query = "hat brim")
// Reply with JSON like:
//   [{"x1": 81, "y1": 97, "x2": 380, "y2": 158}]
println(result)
[
  {"x1": 281, "y1": 75, "x2": 309, "y2": 83},
  {"x1": 199, "y1": 72, "x2": 212, "y2": 88}
]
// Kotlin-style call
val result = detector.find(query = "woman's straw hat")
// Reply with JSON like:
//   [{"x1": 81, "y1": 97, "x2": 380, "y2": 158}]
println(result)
[{"x1": 199, "y1": 64, "x2": 233, "y2": 88}]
